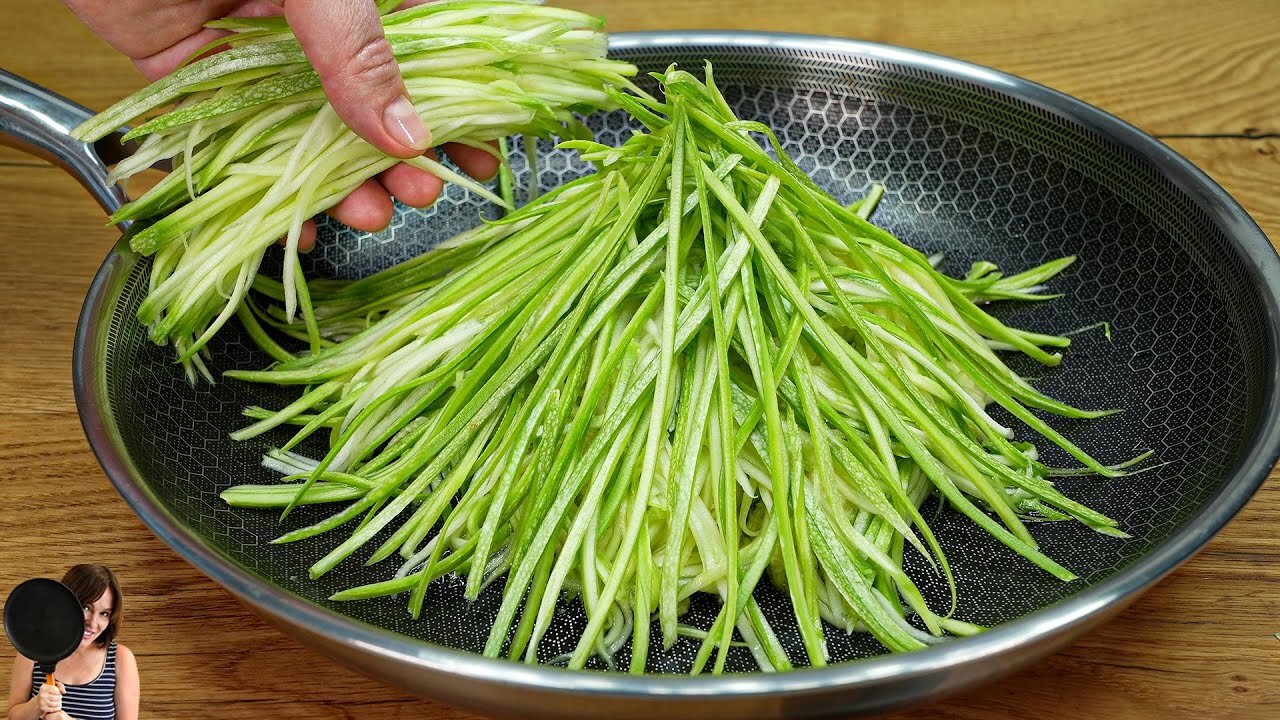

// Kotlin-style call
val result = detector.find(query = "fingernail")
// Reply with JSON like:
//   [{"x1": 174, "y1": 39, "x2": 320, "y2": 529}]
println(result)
[{"x1": 383, "y1": 95, "x2": 431, "y2": 151}]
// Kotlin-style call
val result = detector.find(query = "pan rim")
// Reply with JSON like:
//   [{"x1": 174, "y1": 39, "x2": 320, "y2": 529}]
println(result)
[{"x1": 72, "y1": 30, "x2": 1280, "y2": 705}]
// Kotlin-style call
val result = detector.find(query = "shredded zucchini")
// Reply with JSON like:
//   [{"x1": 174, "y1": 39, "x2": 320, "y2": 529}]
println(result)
[{"x1": 220, "y1": 65, "x2": 1142, "y2": 672}]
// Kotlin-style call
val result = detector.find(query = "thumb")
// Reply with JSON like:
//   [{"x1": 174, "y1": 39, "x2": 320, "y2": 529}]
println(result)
[
  {"x1": 55, "y1": 680, "x2": 65, "y2": 694},
  {"x1": 281, "y1": 0, "x2": 430, "y2": 158}
]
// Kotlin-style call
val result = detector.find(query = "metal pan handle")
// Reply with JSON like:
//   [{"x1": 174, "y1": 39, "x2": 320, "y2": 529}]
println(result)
[{"x1": 0, "y1": 69, "x2": 129, "y2": 223}]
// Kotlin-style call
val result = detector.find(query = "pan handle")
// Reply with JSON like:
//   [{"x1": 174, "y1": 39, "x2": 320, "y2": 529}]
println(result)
[{"x1": 0, "y1": 69, "x2": 128, "y2": 224}]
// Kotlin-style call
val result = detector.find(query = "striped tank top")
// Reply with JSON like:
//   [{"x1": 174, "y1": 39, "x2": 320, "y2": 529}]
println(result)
[{"x1": 30, "y1": 641, "x2": 117, "y2": 720}]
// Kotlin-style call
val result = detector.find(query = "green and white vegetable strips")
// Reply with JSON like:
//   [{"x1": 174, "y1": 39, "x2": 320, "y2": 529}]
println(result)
[
  {"x1": 221, "y1": 66, "x2": 1139, "y2": 672},
  {"x1": 72, "y1": 0, "x2": 640, "y2": 382}
]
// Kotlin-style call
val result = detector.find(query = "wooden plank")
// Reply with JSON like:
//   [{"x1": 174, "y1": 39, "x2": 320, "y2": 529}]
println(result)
[
  {"x1": 0, "y1": 1, "x2": 1276, "y2": 138},
  {"x1": 1162, "y1": 136, "x2": 1280, "y2": 237},
  {"x1": 562, "y1": 0, "x2": 1280, "y2": 137}
]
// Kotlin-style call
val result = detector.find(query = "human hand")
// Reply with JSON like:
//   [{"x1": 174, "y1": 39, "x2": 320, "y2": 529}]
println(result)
[
  {"x1": 64, "y1": 0, "x2": 500, "y2": 249},
  {"x1": 35, "y1": 680, "x2": 63, "y2": 716}
]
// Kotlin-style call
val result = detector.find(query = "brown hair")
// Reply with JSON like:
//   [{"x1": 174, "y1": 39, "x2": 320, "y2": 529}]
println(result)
[{"x1": 60, "y1": 564, "x2": 122, "y2": 647}]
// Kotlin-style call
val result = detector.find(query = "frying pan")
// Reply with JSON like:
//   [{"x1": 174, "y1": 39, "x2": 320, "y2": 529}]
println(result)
[
  {"x1": 3, "y1": 579, "x2": 85, "y2": 686},
  {"x1": 2, "y1": 32, "x2": 1278, "y2": 718}
]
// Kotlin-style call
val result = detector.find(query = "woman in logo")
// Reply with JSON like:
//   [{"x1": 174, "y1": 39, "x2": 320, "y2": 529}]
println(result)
[{"x1": 6, "y1": 564, "x2": 139, "y2": 720}]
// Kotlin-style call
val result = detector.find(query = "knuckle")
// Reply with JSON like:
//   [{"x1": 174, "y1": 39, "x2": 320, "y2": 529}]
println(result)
[{"x1": 337, "y1": 36, "x2": 402, "y2": 98}]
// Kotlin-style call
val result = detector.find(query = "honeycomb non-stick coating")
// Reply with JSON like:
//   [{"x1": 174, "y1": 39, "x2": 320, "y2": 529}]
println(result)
[{"x1": 101, "y1": 44, "x2": 1265, "y2": 673}]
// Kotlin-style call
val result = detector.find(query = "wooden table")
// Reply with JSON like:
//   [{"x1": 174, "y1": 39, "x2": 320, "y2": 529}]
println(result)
[{"x1": 1, "y1": 1, "x2": 1276, "y2": 718}]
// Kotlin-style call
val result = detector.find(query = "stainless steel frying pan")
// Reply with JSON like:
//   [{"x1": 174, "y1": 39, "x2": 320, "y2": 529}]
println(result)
[{"x1": 3, "y1": 32, "x2": 1277, "y2": 719}]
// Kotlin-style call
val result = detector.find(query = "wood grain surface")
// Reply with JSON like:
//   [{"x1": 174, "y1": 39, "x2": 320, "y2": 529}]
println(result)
[{"x1": 1, "y1": 1, "x2": 1277, "y2": 718}]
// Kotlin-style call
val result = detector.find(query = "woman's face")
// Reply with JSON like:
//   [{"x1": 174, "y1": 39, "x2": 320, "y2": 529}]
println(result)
[{"x1": 80, "y1": 589, "x2": 112, "y2": 648}]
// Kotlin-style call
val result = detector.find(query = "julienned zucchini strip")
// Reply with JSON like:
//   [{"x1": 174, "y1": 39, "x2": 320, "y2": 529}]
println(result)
[
  {"x1": 73, "y1": 0, "x2": 642, "y2": 382},
  {"x1": 217, "y1": 64, "x2": 1141, "y2": 672}
]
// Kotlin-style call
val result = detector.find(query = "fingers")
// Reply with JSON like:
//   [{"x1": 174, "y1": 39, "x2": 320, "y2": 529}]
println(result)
[
  {"x1": 300, "y1": 219, "x2": 317, "y2": 252},
  {"x1": 281, "y1": 0, "x2": 430, "y2": 159},
  {"x1": 132, "y1": 27, "x2": 232, "y2": 81},
  {"x1": 277, "y1": 153, "x2": 448, "y2": 250},
  {"x1": 273, "y1": 180, "x2": 391, "y2": 252},
  {"x1": 62, "y1": 0, "x2": 241, "y2": 70},
  {"x1": 325, "y1": 179, "x2": 396, "y2": 232},
  {"x1": 275, "y1": 219, "x2": 316, "y2": 253},
  {"x1": 277, "y1": 164, "x2": 447, "y2": 252},
  {"x1": 442, "y1": 142, "x2": 502, "y2": 182},
  {"x1": 39, "y1": 681, "x2": 62, "y2": 697},
  {"x1": 288, "y1": 141, "x2": 507, "y2": 245},
  {"x1": 379, "y1": 156, "x2": 445, "y2": 208},
  {"x1": 38, "y1": 681, "x2": 63, "y2": 713}
]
